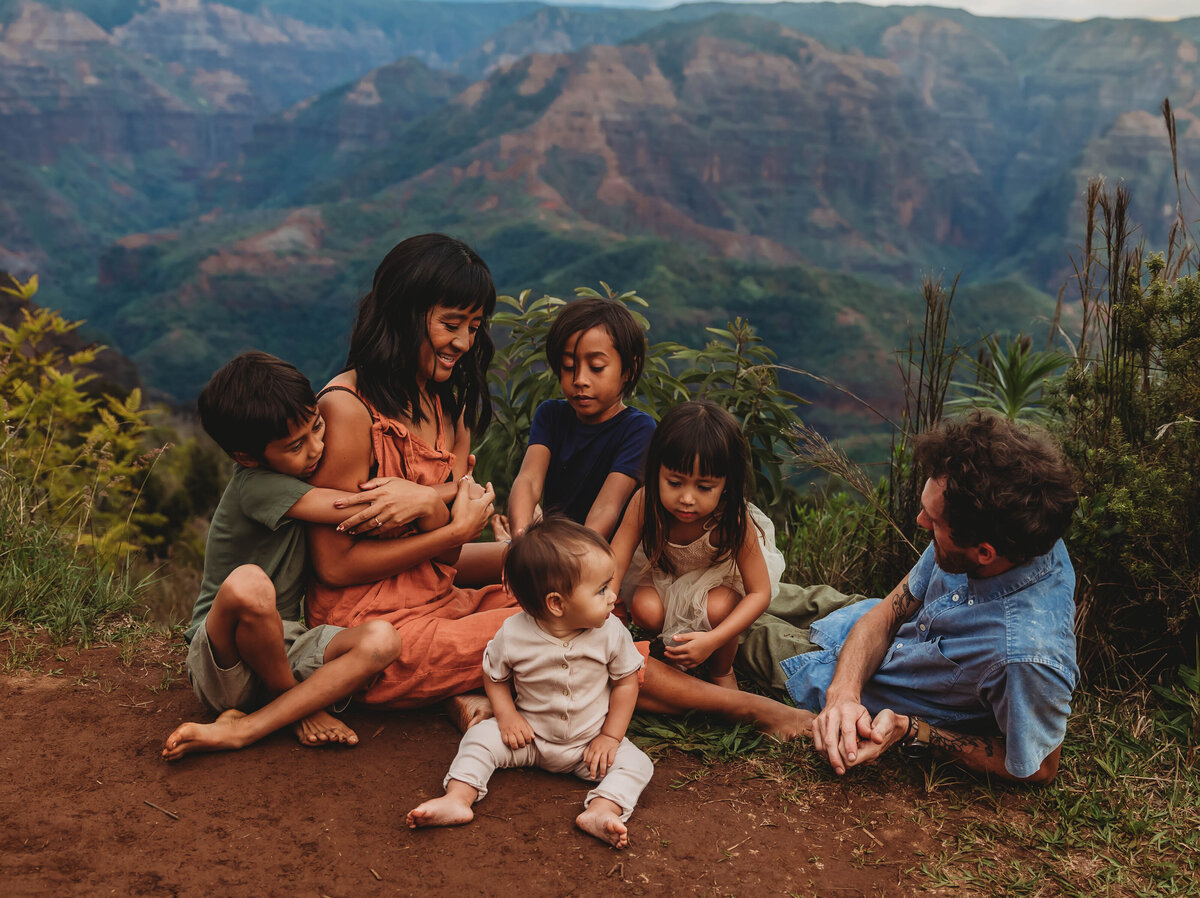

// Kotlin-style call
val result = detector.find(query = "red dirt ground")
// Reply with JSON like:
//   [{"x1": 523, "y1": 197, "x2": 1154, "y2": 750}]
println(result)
[{"x1": 2, "y1": 636, "x2": 955, "y2": 897}]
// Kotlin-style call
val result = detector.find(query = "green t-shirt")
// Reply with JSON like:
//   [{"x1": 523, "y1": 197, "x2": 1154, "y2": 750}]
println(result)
[{"x1": 185, "y1": 465, "x2": 314, "y2": 642}]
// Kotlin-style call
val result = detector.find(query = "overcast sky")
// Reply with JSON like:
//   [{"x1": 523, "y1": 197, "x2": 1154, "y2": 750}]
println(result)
[
  {"x1": 833, "y1": 0, "x2": 1195, "y2": 20},
  {"x1": 612, "y1": 0, "x2": 1197, "y2": 21}
]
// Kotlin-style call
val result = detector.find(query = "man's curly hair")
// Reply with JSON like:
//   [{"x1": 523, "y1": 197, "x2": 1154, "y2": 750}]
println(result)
[{"x1": 914, "y1": 410, "x2": 1077, "y2": 564}]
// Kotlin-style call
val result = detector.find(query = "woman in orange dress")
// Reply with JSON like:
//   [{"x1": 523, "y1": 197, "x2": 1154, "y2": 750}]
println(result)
[{"x1": 305, "y1": 234, "x2": 518, "y2": 708}]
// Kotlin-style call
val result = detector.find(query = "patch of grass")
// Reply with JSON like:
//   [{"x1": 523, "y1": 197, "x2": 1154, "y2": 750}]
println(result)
[
  {"x1": 911, "y1": 684, "x2": 1200, "y2": 896},
  {"x1": 630, "y1": 676, "x2": 1198, "y2": 896}
]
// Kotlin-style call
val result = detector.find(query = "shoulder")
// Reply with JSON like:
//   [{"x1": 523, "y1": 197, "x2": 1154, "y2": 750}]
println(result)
[{"x1": 622, "y1": 407, "x2": 656, "y2": 431}]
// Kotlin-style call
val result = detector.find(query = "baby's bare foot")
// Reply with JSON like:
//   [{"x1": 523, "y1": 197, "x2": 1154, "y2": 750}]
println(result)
[
  {"x1": 576, "y1": 800, "x2": 629, "y2": 849},
  {"x1": 445, "y1": 694, "x2": 493, "y2": 734},
  {"x1": 406, "y1": 795, "x2": 475, "y2": 829},
  {"x1": 709, "y1": 669, "x2": 739, "y2": 691},
  {"x1": 293, "y1": 710, "x2": 358, "y2": 746},
  {"x1": 162, "y1": 709, "x2": 248, "y2": 760}
]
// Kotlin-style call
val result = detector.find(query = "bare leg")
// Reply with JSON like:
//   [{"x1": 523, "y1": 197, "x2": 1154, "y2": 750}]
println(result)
[
  {"x1": 576, "y1": 797, "x2": 628, "y2": 849},
  {"x1": 445, "y1": 693, "x2": 494, "y2": 734},
  {"x1": 630, "y1": 585, "x2": 666, "y2": 633},
  {"x1": 454, "y1": 542, "x2": 507, "y2": 587},
  {"x1": 163, "y1": 605, "x2": 400, "y2": 760},
  {"x1": 636, "y1": 657, "x2": 813, "y2": 740},
  {"x1": 704, "y1": 586, "x2": 741, "y2": 690},
  {"x1": 406, "y1": 779, "x2": 479, "y2": 828}
]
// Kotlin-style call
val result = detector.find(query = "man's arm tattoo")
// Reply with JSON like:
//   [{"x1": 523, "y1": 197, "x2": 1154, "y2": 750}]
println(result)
[
  {"x1": 890, "y1": 580, "x2": 921, "y2": 626},
  {"x1": 929, "y1": 728, "x2": 998, "y2": 758}
]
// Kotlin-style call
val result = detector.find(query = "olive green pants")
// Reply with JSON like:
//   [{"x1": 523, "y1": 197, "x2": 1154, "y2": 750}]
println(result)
[{"x1": 735, "y1": 583, "x2": 868, "y2": 696}]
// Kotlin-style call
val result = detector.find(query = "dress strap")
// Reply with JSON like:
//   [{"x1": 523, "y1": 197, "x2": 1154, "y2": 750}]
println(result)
[
  {"x1": 317, "y1": 384, "x2": 386, "y2": 480},
  {"x1": 317, "y1": 384, "x2": 376, "y2": 421}
]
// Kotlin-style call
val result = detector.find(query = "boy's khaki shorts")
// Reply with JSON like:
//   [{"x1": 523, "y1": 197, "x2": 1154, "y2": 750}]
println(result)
[{"x1": 186, "y1": 618, "x2": 344, "y2": 715}]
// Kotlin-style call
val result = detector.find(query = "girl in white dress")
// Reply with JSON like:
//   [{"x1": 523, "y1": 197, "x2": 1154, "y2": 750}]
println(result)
[{"x1": 611, "y1": 401, "x2": 784, "y2": 690}]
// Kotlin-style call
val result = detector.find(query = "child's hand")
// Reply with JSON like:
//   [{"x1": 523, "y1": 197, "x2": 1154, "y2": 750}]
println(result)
[
  {"x1": 496, "y1": 711, "x2": 535, "y2": 750},
  {"x1": 663, "y1": 631, "x2": 718, "y2": 670},
  {"x1": 583, "y1": 733, "x2": 621, "y2": 779},
  {"x1": 449, "y1": 475, "x2": 495, "y2": 542},
  {"x1": 335, "y1": 477, "x2": 430, "y2": 535}
]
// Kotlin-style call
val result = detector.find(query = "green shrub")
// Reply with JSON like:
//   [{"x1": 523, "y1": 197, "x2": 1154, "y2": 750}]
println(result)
[{"x1": 0, "y1": 275, "x2": 158, "y2": 636}]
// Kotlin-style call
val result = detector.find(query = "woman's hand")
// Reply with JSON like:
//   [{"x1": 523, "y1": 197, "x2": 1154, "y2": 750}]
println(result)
[
  {"x1": 448, "y1": 475, "x2": 495, "y2": 543},
  {"x1": 334, "y1": 477, "x2": 436, "y2": 536}
]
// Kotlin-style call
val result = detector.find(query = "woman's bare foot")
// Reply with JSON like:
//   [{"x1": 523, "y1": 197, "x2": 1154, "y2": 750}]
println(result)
[
  {"x1": 576, "y1": 798, "x2": 629, "y2": 849},
  {"x1": 445, "y1": 694, "x2": 494, "y2": 734},
  {"x1": 293, "y1": 709, "x2": 358, "y2": 746},
  {"x1": 491, "y1": 513, "x2": 511, "y2": 542},
  {"x1": 162, "y1": 709, "x2": 249, "y2": 760},
  {"x1": 406, "y1": 781, "x2": 478, "y2": 828},
  {"x1": 709, "y1": 669, "x2": 739, "y2": 691}
]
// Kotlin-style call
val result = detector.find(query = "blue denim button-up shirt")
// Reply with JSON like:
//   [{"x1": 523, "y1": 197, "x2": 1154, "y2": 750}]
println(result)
[{"x1": 780, "y1": 540, "x2": 1078, "y2": 778}]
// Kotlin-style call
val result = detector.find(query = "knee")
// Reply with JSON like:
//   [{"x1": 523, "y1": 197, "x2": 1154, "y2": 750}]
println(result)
[
  {"x1": 217, "y1": 565, "x2": 277, "y2": 618},
  {"x1": 631, "y1": 597, "x2": 665, "y2": 632},
  {"x1": 706, "y1": 587, "x2": 739, "y2": 625},
  {"x1": 358, "y1": 620, "x2": 401, "y2": 666}
]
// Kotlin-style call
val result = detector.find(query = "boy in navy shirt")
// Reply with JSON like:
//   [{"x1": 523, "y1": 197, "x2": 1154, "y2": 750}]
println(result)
[{"x1": 502, "y1": 298, "x2": 655, "y2": 541}]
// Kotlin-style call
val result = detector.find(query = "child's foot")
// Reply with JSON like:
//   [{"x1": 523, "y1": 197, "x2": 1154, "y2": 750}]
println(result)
[
  {"x1": 576, "y1": 802, "x2": 629, "y2": 849},
  {"x1": 445, "y1": 693, "x2": 493, "y2": 733},
  {"x1": 293, "y1": 710, "x2": 358, "y2": 746},
  {"x1": 406, "y1": 795, "x2": 475, "y2": 829},
  {"x1": 162, "y1": 709, "x2": 249, "y2": 760},
  {"x1": 709, "y1": 669, "x2": 739, "y2": 691},
  {"x1": 491, "y1": 513, "x2": 511, "y2": 541}
]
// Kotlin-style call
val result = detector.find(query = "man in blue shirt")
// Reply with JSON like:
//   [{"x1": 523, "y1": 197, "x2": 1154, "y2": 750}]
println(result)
[{"x1": 740, "y1": 411, "x2": 1079, "y2": 783}]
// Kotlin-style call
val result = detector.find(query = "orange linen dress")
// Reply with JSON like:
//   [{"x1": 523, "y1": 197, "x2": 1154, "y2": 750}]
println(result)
[{"x1": 306, "y1": 386, "x2": 519, "y2": 708}]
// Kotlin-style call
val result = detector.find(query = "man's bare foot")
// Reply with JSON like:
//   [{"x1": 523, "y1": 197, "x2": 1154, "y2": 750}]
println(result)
[
  {"x1": 709, "y1": 669, "x2": 739, "y2": 691},
  {"x1": 491, "y1": 513, "x2": 511, "y2": 542},
  {"x1": 293, "y1": 709, "x2": 358, "y2": 746},
  {"x1": 406, "y1": 795, "x2": 475, "y2": 829},
  {"x1": 162, "y1": 709, "x2": 249, "y2": 760},
  {"x1": 445, "y1": 693, "x2": 494, "y2": 734},
  {"x1": 576, "y1": 799, "x2": 629, "y2": 849}
]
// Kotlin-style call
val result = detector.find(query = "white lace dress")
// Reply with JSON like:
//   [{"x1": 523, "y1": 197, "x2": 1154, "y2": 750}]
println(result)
[{"x1": 621, "y1": 504, "x2": 785, "y2": 641}]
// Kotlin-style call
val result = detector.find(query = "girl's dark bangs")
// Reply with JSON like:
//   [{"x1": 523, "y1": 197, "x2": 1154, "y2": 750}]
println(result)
[{"x1": 659, "y1": 425, "x2": 729, "y2": 477}]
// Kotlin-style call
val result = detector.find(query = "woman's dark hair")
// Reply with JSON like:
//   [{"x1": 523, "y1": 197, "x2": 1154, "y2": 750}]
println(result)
[
  {"x1": 346, "y1": 233, "x2": 495, "y2": 432},
  {"x1": 545, "y1": 297, "x2": 647, "y2": 398},
  {"x1": 503, "y1": 516, "x2": 613, "y2": 618},
  {"x1": 642, "y1": 400, "x2": 752, "y2": 576},
  {"x1": 914, "y1": 410, "x2": 1078, "y2": 564}
]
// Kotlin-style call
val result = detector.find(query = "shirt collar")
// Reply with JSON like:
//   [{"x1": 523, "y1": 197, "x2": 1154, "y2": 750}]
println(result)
[{"x1": 966, "y1": 542, "x2": 1057, "y2": 603}]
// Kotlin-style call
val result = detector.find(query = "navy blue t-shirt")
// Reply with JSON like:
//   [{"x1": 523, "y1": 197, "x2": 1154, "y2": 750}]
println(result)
[{"x1": 529, "y1": 400, "x2": 656, "y2": 525}]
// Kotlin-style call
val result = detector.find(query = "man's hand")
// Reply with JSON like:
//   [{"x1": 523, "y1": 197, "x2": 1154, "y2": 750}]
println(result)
[
  {"x1": 583, "y1": 733, "x2": 621, "y2": 779},
  {"x1": 812, "y1": 697, "x2": 875, "y2": 775}
]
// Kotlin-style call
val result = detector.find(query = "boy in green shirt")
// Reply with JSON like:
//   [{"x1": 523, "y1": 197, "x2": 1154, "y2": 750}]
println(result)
[{"x1": 163, "y1": 352, "x2": 446, "y2": 759}]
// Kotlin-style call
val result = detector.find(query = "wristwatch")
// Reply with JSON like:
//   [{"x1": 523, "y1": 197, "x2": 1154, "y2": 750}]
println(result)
[{"x1": 899, "y1": 715, "x2": 932, "y2": 756}]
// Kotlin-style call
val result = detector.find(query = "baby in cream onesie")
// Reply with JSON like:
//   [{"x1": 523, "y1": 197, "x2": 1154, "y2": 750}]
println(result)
[{"x1": 406, "y1": 516, "x2": 653, "y2": 849}]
